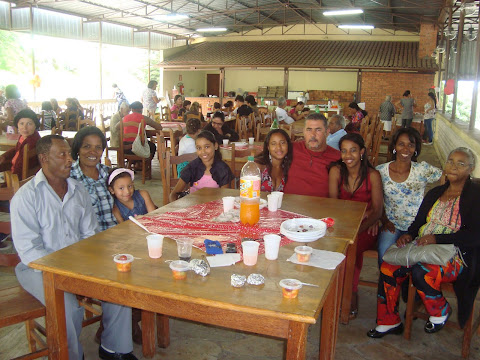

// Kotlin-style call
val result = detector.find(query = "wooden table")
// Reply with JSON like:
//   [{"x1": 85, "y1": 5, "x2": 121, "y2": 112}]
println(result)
[
  {"x1": 0, "y1": 135, "x2": 18, "y2": 150},
  {"x1": 38, "y1": 130, "x2": 77, "y2": 138},
  {"x1": 30, "y1": 188, "x2": 366, "y2": 360}
]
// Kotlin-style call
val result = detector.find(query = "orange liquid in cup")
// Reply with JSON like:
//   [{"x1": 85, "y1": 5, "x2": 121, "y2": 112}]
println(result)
[{"x1": 240, "y1": 202, "x2": 260, "y2": 226}]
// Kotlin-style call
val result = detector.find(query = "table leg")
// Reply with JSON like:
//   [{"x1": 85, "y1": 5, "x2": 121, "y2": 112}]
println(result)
[
  {"x1": 319, "y1": 267, "x2": 341, "y2": 360},
  {"x1": 43, "y1": 272, "x2": 68, "y2": 360},
  {"x1": 141, "y1": 310, "x2": 156, "y2": 358},
  {"x1": 340, "y1": 241, "x2": 357, "y2": 324},
  {"x1": 286, "y1": 321, "x2": 308, "y2": 360},
  {"x1": 156, "y1": 313, "x2": 170, "y2": 348}
]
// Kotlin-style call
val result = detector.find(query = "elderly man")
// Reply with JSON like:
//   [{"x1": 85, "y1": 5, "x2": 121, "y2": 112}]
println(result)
[
  {"x1": 283, "y1": 113, "x2": 340, "y2": 197},
  {"x1": 326, "y1": 114, "x2": 347, "y2": 150},
  {"x1": 379, "y1": 95, "x2": 396, "y2": 137},
  {"x1": 275, "y1": 96, "x2": 294, "y2": 124},
  {"x1": 12, "y1": 135, "x2": 137, "y2": 360}
]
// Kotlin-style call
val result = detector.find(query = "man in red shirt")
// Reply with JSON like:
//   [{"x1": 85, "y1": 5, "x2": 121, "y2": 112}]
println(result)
[{"x1": 283, "y1": 113, "x2": 341, "y2": 197}]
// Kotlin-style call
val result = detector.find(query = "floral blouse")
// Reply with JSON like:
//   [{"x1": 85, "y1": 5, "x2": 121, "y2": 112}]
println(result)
[
  {"x1": 376, "y1": 161, "x2": 442, "y2": 231},
  {"x1": 419, "y1": 197, "x2": 461, "y2": 237},
  {"x1": 261, "y1": 167, "x2": 285, "y2": 192}
]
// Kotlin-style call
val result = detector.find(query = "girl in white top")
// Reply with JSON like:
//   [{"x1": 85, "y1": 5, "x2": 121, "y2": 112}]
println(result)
[{"x1": 177, "y1": 117, "x2": 201, "y2": 177}]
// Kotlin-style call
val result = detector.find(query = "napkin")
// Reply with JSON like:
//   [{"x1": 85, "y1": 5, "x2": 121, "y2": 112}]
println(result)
[
  {"x1": 212, "y1": 209, "x2": 240, "y2": 223},
  {"x1": 286, "y1": 249, "x2": 345, "y2": 270},
  {"x1": 206, "y1": 253, "x2": 241, "y2": 267}
]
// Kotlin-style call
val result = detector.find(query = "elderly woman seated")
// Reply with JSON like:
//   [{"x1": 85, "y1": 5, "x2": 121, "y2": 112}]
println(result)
[
  {"x1": 0, "y1": 108, "x2": 41, "y2": 180},
  {"x1": 367, "y1": 147, "x2": 480, "y2": 338}
]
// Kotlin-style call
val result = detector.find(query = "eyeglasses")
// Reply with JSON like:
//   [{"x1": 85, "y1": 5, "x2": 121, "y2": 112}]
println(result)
[{"x1": 445, "y1": 159, "x2": 471, "y2": 168}]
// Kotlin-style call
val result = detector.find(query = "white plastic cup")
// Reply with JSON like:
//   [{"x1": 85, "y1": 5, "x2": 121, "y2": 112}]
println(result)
[
  {"x1": 248, "y1": 137, "x2": 255, "y2": 145},
  {"x1": 242, "y1": 241, "x2": 260, "y2": 266},
  {"x1": 267, "y1": 194, "x2": 279, "y2": 212},
  {"x1": 271, "y1": 191, "x2": 284, "y2": 208},
  {"x1": 222, "y1": 196, "x2": 235, "y2": 213},
  {"x1": 146, "y1": 234, "x2": 164, "y2": 259},
  {"x1": 264, "y1": 234, "x2": 281, "y2": 260},
  {"x1": 223, "y1": 139, "x2": 229, "y2": 146}
]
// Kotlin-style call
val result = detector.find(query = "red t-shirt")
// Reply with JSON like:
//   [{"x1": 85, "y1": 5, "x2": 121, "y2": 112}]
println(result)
[
  {"x1": 123, "y1": 112, "x2": 143, "y2": 142},
  {"x1": 283, "y1": 141, "x2": 340, "y2": 197}
]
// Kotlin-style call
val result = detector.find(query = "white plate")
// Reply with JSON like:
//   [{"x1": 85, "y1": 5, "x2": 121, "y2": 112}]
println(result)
[
  {"x1": 231, "y1": 142, "x2": 248, "y2": 148},
  {"x1": 234, "y1": 197, "x2": 267, "y2": 209},
  {"x1": 280, "y1": 218, "x2": 326, "y2": 242}
]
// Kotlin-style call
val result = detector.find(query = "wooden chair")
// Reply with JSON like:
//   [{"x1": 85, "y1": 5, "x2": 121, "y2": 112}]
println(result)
[
  {"x1": 99, "y1": 114, "x2": 118, "y2": 167},
  {"x1": 185, "y1": 113, "x2": 202, "y2": 122},
  {"x1": 228, "y1": 143, "x2": 255, "y2": 188},
  {"x1": 84, "y1": 107, "x2": 94, "y2": 120},
  {"x1": 369, "y1": 121, "x2": 384, "y2": 167},
  {"x1": 404, "y1": 275, "x2": 480, "y2": 359},
  {"x1": 255, "y1": 123, "x2": 271, "y2": 142},
  {"x1": 279, "y1": 124, "x2": 293, "y2": 140},
  {"x1": 37, "y1": 112, "x2": 45, "y2": 131},
  {"x1": 77, "y1": 117, "x2": 96, "y2": 131},
  {"x1": 61, "y1": 110, "x2": 80, "y2": 131},
  {"x1": 235, "y1": 114, "x2": 251, "y2": 140},
  {"x1": 22, "y1": 143, "x2": 40, "y2": 180},
  {"x1": 160, "y1": 106, "x2": 169, "y2": 121},
  {"x1": 119, "y1": 119, "x2": 152, "y2": 184}
]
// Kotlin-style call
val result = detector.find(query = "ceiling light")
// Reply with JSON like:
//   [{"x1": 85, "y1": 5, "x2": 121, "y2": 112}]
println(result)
[
  {"x1": 338, "y1": 24, "x2": 374, "y2": 30},
  {"x1": 323, "y1": 9, "x2": 363, "y2": 16},
  {"x1": 196, "y1": 27, "x2": 227, "y2": 32},
  {"x1": 153, "y1": 13, "x2": 189, "y2": 21}
]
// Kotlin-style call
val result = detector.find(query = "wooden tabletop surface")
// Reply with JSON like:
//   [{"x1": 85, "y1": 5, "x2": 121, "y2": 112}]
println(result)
[{"x1": 30, "y1": 188, "x2": 364, "y2": 325}]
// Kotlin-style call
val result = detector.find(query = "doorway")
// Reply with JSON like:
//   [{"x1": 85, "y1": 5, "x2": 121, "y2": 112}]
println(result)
[{"x1": 207, "y1": 74, "x2": 220, "y2": 97}]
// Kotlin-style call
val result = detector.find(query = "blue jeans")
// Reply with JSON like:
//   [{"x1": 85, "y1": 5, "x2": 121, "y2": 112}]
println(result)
[
  {"x1": 424, "y1": 118, "x2": 434, "y2": 142},
  {"x1": 377, "y1": 226, "x2": 408, "y2": 267}
]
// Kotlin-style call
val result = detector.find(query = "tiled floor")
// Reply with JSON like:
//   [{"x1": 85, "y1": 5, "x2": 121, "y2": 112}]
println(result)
[{"x1": 2, "y1": 143, "x2": 480, "y2": 359}]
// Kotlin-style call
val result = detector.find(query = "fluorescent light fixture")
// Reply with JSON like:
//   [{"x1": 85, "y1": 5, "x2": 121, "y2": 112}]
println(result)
[
  {"x1": 196, "y1": 27, "x2": 227, "y2": 32},
  {"x1": 338, "y1": 24, "x2": 374, "y2": 30},
  {"x1": 323, "y1": 9, "x2": 363, "y2": 16},
  {"x1": 153, "y1": 13, "x2": 189, "y2": 21}
]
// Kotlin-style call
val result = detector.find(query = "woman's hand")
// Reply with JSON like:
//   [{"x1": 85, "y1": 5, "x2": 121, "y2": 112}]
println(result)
[
  {"x1": 396, "y1": 234, "x2": 412, "y2": 248},
  {"x1": 382, "y1": 220, "x2": 396, "y2": 234},
  {"x1": 367, "y1": 221, "x2": 380, "y2": 236},
  {"x1": 416, "y1": 235, "x2": 436, "y2": 247}
]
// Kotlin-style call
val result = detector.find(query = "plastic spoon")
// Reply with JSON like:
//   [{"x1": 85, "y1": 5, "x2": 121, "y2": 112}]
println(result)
[{"x1": 299, "y1": 282, "x2": 319, "y2": 287}]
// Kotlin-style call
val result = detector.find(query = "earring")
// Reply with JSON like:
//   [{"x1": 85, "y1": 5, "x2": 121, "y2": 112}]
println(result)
[
  {"x1": 269, "y1": 154, "x2": 272, "y2": 162},
  {"x1": 361, "y1": 154, "x2": 363, "y2": 160},
  {"x1": 393, "y1": 149, "x2": 396, "y2": 154},
  {"x1": 414, "y1": 151, "x2": 417, "y2": 156}
]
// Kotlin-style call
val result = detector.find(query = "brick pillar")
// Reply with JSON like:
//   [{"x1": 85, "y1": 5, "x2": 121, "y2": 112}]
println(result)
[{"x1": 419, "y1": 23, "x2": 438, "y2": 58}]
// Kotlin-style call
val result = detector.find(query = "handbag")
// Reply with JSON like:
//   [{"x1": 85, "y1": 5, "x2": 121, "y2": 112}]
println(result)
[
  {"x1": 132, "y1": 123, "x2": 151, "y2": 158},
  {"x1": 383, "y1": 241, "x2": 458, "y2": 267}
]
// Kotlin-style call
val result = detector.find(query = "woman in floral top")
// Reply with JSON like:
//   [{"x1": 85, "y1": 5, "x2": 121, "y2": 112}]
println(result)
[
  {"x1": 256, "y1": 129, "x2": 292, "y2": 192},
  {"x1": 376, "y1": 127, "x2": 442, "y2": 265}
]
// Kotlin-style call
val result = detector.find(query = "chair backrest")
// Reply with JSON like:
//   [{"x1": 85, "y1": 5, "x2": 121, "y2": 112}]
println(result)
[
  {"x1": 84, "y1": 107, "x2": 94, "y2": 120},
  {"x1": 37, "y1": 112, "x2": 45, "y2": 131},
  {"x1": 22, "y1": 143, "x2": 40, "y2": 181},
  {"x1": 370, "y1": 121, "x2": 384, "y2": 166},
  {"x1": 119, "y1": 118, "x2": 145, "y2": 163},
  {"x1": 279, "y1": 124, "x2": 293, "y2": 140},
  {"x1": 186, "y1": 113, "x2": 202, "y2": 122},
  {"x1": 228, "y1": 143, "x2": 256, "y2": 187},
  {"x1": 62, "y1": 110, "x2": 80, "y2": 131},
  {"x1": 77, "y1": 118, "x2": 96, "y2": 131},
  {"x1": 99, "y1": 114, "x2": 111, "y2": 135}
]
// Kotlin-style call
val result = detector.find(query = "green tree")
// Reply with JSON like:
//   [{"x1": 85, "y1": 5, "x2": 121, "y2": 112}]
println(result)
[{"x1": 0, "y1": 30, "x2": 29, "y2": 73}]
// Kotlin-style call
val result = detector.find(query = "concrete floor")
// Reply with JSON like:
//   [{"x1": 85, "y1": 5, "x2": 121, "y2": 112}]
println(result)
[{"x1": 2, "y1": 143, "x2": 480, "y2": 360}]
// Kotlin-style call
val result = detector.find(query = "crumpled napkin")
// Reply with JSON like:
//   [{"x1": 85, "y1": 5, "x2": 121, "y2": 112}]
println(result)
[
  {"x1": 212, "y1": 209, "x2": 240, "y2": 223},
  {"x1": 206, "y1": 253, "x2": 241, "y2": 267},
  {"x1": 287, "y1": 249, "x2": 345, "y2": 270}
]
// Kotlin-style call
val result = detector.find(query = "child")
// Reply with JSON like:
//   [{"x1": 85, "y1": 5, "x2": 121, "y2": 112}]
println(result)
[
  {"x1": 169, "y1": 130, "x2": 234, "y2": 203},
  {"x1": 41, "y1": 101, "x2": 57, "y2": 130},
  {"x1": 178, "y1": 100, "x2": 191, "y2": 118},
  {"x1": 177, "y1": 117, "x2": 202, "y2": 177},
  {"x1": 107, "y1": 168, "x2": 157, "y2": 222}
]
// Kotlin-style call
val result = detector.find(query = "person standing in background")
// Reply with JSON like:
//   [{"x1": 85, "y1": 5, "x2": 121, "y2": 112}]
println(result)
[
  {"x1": 396, "y1": 90, "x2": 416, "y2": 128},
  {"x1": 423, "y1": 92, "x2": 436, "y2": 145},
  {"x1": 379, "y1": 95, "x2": 396, "y2": 139},
  {"x1": 141, "y1": 80, "x2": 160, "y2": 116},
  {"x1": 112, "y1": 84, "x2": 128, "y2": 111}
]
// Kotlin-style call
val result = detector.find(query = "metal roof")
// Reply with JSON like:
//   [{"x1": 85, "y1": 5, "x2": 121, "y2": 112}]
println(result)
[
  {"x1": 8, "y1": 0, "x2": 451, "y2": 39},
  {"x1": 159, "y1": 40, "x2": 437, "y2": 72}
]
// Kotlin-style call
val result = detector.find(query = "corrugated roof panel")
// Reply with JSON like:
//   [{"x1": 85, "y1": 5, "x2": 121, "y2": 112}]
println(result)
[
  {"x1": 83, "y1": 22, "x2": 100, "y2": 41},
  {"x1": 0, "y1": 1, "x2": 10, "y2": 29},
  {"x1": 150, "y1": 32, "x2": 173, "y2": 50},
  {"x1": 33, "y1": 8, "x2": 82, "y2": 39},
  {"x1": 133, "y1": 31, "x2": 148, "y2": 47},
  {"x1": 11, "y1": 7, "x2": 30, "y2": 30},
  {"x1": 102, "y1": 21, "x2": 133, "y2": 46},
  {"x1": 44, "y1": 1, "x2": 108, "y2": 19}
]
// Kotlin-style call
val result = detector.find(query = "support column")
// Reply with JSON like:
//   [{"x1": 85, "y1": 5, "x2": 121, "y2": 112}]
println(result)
[
  {"x1": 451, "y1": 5, "x2": 465, "y2": 121},
  {"x1": 283, "y1": 67, "x2": 289, "y2": 98},
  {"x1": 148, "y1": 31, "x2": 151, "y2": 82},
  {"x1": 219, "y1": 68, "x2": 225, "y2": 105},
  {"x1": 99, "y1": 22, "x2": 103, "y2": 100},
  {"x1": 469, "y1": 10, "x2": 480, "y2": 130},
  {"x1": 442, "y1": 6, "x2": 453, "y2": 113},
  {"x1": 30, "y1": 6, "x2": 36, "y2": 101}
]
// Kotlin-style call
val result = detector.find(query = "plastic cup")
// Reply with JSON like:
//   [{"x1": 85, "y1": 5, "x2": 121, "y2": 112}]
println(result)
[
  {"x1": 177, "y1": 239, "x2": 194, "y2": 261},
  {"x1": 279, "y1": 279, "x2": 303, "y2": 299},
  {"x1": 295, "y1": 246, "x2": 313, "y2": 263},
  {"x1": 241, "y1": 138, "x2": 247, "y2": 143},
  {"x1": 267, "y1": 194, "x2": 279, "y2": 212},
  {"x1": 242, "y1": 241, "x2": 260, "y2": 266},
  {"x1": 264, "y1": 234, "x2": 281, "y2": 260},
  {"x1": 169, "y1": 260, "x2": 190, "y2": 280},
  {"x1": 146, "y1": 234, "x2": 164, "y2": 259},
  {"x1": 222, "y1": 196, "x2": 235, "y2": 213},
  {"x1": 248, "y1": 137, "x2": 254, "y2": 145},
  {"x1": 271, "y1": 191, "x2": 284, "y2": 208},
  {"x1": 223, "y1": 139, "x2": 229, "y2": 146},
  {"x1": 113, "y1": 254, "x2": 134, "y2": 272}
]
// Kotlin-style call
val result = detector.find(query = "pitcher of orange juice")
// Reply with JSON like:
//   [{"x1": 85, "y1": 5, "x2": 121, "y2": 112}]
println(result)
[{"x1": 239, "y1": 156, "x2": 261, "y2": 226}]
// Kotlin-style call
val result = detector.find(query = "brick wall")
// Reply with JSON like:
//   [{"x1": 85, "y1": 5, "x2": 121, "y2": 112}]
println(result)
[
  {"x1": 419, "y1": 23, "x2": 438, "y2": 58},
  {"x1": 360, "y1": 72, "x2": 435, "y2": 116}
]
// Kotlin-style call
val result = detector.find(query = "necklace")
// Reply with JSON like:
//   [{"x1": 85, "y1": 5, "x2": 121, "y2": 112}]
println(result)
[
  {"x1": 309, "y1": 152, "x2": 323, "y2": 167},
  {"x1": 445, "y1": 187, "x2": 462, "y2": 200}
]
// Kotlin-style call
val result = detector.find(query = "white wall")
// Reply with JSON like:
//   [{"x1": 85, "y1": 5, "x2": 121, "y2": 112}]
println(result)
[
  {"x1": 224, "y1": 69, "x2": 284, "y2": 93},
  {"x1": 163, "y1": 70, "x2": 207, "y2": 97},
  {"x1": 289, "y1": 70, "x2": 357, "y2": 91}
]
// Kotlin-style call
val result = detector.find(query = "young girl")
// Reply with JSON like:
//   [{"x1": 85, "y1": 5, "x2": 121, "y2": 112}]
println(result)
[
  {"x1": 169, "y1": 130, "x2": 234, "y2": 203},
  {"x1": 107, "y1": 168, "x2": 157, "y2": 222},
  {"x1": 177, "y1": 117, "x2": 202, "y2": 177}
]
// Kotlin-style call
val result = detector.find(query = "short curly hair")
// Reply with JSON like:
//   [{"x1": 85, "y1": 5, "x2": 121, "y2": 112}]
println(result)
[
  {"x1": 71, "y1": 126, "x2": 107, "y2": 160},
  {"x1": 14, "y1": 109, "x2": 40, "y2": 130}
]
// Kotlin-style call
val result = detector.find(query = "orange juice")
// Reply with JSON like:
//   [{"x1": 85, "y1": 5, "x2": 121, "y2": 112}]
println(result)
[{"x1": 240, "y1": 201, "x2": 260, "y2": 225}]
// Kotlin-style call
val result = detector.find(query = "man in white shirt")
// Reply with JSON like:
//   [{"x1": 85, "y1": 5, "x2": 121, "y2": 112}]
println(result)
[
  {"x1": 326, "y1": 114, "x2": 348, "y2": 150},
  {"x1": 12, "y1": 135, "x2": 137, "y2": 360},
  {"x1": 275, "y1": 96, "x2": 294, "y2": 124}
]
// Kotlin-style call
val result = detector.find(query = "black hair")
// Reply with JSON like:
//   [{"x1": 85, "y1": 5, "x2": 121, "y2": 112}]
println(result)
[
  {"x1": 106, "y1": 168, "x2": 133, "y2": 194},
  {"x1": 36, "y1": 135, "x2": 66, "y2": 156},
  {"x1": 389, "y1": 127, "x2": 422, "y2": 162},
  {"x1": 65, "y1": 98, "x2": 78, "y2": 111},
  {"x1": 224, "y1": 101, "x2": 233, "y2": 108},
  {"x1": 213, "y1": 102, "x2": 221, "y2": 109},
  {"x1": 257, "y1": 129, "x2": 293, "y2": 184},
  {"x1": 428, "y1": 92, "x2": 437, "y2": 108},
  {"x1": 349, "y1": 102, "x2": 368, "y2": 117},
  {"x1": 71, "y1": 126, "x2": 107, "y2": 160},
  {"x1": 50, "y1": 98, "x2": 59, "y2": 111},
  {"x1": 186, "y1": 117, "x2": 201, "y2": 135},
  {"x1": 245, "y1": 95, "x2": 257, "y2": 107},
  {"x1": 147, "y1": 80, "x2": 158, "y2": 89},
  {"x1": 14, "y1": 108, "x2": 40, "y2": 130},
  {"x1": 196, "y1": 130, "x2": 222, "y2": 161},
  {"x1": 235, "y1": 95, "x2": 244, "y2": 102},
  {"x1": 328, "y1": 133, "x2": 374, "y2": 195},
  {"x1": 42, "y1": 101, "x2": 53, "y2": 111},
  {"x1": 296, "y1": 101, "x2": 304, "y2": 107},
  {"x1": 302, "y1": 107, "x2": 310, "y2": 112},
  {"x1": 174, "y1": 94, "x2": 183, "y2": 103},
  {"x1": 403, "y1": 90, "x2": 411, "y2": 97},
  {"x1": 183, "y1": 100, "x2": 192, "y2": 107},
  {"x1": 5, "y1": 84, "x2": 20, "y2": 100},
  {"x1": 212, "y1": 111, "x2": 225, "y2": 122}
]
